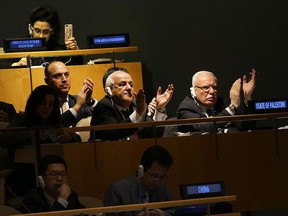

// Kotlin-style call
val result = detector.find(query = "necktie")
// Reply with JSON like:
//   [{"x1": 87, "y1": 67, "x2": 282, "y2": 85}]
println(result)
[
  {"x1": 121, "y1": 109, "x2": 129, "y2": 119},
  {"x1": 60, "y1": 99, "x2": 68, "y2": 114},
  {"x1": 206, "y1": 109, "x2": 214, "y2": 117},
  {"x1": 141, "y1": 191, "x2": 150, "y2": 203}
]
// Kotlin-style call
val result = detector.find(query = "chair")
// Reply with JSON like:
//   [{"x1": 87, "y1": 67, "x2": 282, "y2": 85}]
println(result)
[
  {"x1": 79, "y1": 196, "x2": 103, "y2": 208},
  {"x1": 0, "y1": 205, "x2": 21, "y2": 215},
  {"x1": 76, "y1": 116, "x2": 92, "y2": 142},
  {"x1": 162, "y1": 117, "x2": 178, "y2": 137}
]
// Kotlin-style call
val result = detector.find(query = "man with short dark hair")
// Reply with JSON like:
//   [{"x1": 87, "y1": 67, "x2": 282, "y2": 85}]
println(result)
[
  {"x1": 104, "y1": 145, "x2": 175, "y2": 216},
  {"x1": 45, "y1": 61, "x2": 97, "y2": 127},
  {"x1": 20, "y1": 155, "x2": 85, "y2": 213}
]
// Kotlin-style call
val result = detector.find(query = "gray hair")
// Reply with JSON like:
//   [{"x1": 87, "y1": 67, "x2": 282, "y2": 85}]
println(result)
[
  {"x1": 104, "y1": 68, "x2": 129, "y2": 88},
  {"x1": 191, "y1": 71, "x2": 217, "y2": 87}
]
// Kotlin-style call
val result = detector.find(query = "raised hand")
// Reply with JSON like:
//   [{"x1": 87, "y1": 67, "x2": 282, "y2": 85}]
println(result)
[
  {"x1": 83, "y1": 78, "x2": 94, "y2": 103},
  {"x1": 135, "y1": 89, "x2": 147, "y2": 117},
  {"x1": 155, "y1": 84, "x2": 174, "y2": 109},
  {"x1": 229, "y1": 78, "x2": 241, "y2": 109},
  {"x1": 65, "y1": 37, "x2": 79, "y2": 50},
  {"x1": 147, "y1": 97, "x2": 157, "y2": 117},
  {"x1": 243, "y1": 69, "x2": 256, "y2": 104}
]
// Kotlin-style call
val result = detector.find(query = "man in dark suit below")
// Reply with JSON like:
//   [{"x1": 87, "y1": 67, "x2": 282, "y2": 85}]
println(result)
[
  {"x1": 0, "y1": 101, "x2": 16, "y2": 123},
  {"x1": 45, "y1": 61, "x2": 97, "y2": 127},
  {"x1": 177, "y1": 69, "x2": 256, "y2": 134},
  {"x1": 104, "y1": 145, "x2": 175, "y2": 216},
  {"x1": 90, "y1": 67, "x2": 174, "y2": 141},
  {"x1": 19, "y1": 155, "x2": 85, "y2": 213}
]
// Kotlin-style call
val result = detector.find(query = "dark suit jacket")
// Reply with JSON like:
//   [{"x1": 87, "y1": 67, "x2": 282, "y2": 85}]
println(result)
[
  {"x1": 20, "y1": 187, "x2": 85, "y2": 213},
  {"x1": 61, "y1": 94, "x2": 93, "y2": 127},
  {"x1": 0, "y1": 101, "x2": 16, "y2": 122},
  {"x1": 90, "y1": 96, "x2": 157, "y2": 141},
  {"x1": 104, "y1": 176, "x2": 175, "y2": 216},
  {"x1": 176, "y1": 95, "x2": 233, "y2": 133}
]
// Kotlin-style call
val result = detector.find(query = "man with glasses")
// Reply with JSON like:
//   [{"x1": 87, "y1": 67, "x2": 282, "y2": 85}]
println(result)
[
  {"x1": 176, "y1": 69, "x2": 256, "y2": 134},
  {"x1": 90, "y1": 67, "x2": 174, "y2": 141},
  {"x1": 20, "y1": 155, "x2": 85, "y2": 213},
  {"x1": 104, "y1": 145, "x2": 175, "y2": 216}
]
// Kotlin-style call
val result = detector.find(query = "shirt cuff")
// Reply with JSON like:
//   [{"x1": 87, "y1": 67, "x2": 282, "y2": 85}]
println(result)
[
  {"x1": 154, "y1": 110, "x2": 168, "y2": 121},
  {"x1": 57, "y1": 197, "x2": 69, "y2": 208},
  {"x1": 226, "y1": 106, "x2": 235, "y2": 116},
  {"x1": 130, "y1": 111, "x2": 142, "y2": 123},
  {"x1": 87, "y1": 98, "x2": 98, "y2": 108},
  {"x1": 69, "y1": 108, "x2": 78, "y2": 118}
]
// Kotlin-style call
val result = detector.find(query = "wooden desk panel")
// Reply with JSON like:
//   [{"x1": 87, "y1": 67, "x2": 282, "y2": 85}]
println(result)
[
  {"x1": 0, "y1": 62, "x2": 142, "y2": 112},
  {"x1": 39, "y1": 129, "x2": 288, "y2": 212}
]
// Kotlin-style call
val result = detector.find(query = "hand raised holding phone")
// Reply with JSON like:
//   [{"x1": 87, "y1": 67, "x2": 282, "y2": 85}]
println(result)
[{"x1": 64, "y1": 24, "x2": 79, "y2": 50}]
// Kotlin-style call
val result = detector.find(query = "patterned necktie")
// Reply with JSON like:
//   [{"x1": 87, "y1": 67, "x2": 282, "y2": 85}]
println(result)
[{"x1": 60, "y1": 98, "x2": 68, "y2": 114}]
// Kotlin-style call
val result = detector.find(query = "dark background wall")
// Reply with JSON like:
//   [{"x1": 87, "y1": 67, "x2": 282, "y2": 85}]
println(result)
[{"x1": 1, "y1": 0, "x2": 288, "y2": 116}]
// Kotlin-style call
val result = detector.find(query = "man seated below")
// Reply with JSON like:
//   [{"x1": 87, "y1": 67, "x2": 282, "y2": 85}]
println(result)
[
  {"x1": 19, "y1": 155, "x2": 85, "y2": 213},
  {"x1": 104, "y1": 145, "x2": 175, "y2": 216},
  {"x1": 45, "y1": 61, "x2": 97, "y2": 127},
  {"x1": 177, "y1": 69, "x2": 256, "y2": 134},
  {"x1": 90, "y1": 67, "x2": 174, "y2": 141}
]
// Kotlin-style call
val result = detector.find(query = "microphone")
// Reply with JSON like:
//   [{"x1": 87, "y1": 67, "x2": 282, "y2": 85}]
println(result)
[{"x1": 5, "y1": 184, "x2": 31, "y2": 213}]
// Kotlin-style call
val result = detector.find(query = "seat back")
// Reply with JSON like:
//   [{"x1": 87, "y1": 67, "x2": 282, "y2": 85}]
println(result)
[
  {"x1": 76, "y1": 116, "x2": 92, "y2": 142},
  {"x1": 79, "y1": 196, "x2": 103, "y2": 208},
  {"x1": 0, "y1": 205, "x2": 21, "y2": 215}
]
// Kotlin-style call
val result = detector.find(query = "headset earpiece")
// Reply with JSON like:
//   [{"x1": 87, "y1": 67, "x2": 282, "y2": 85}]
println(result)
[
  {"x1": 190, "y1": 87, "x2": 196, "y2": 98},
  {"x1": 38, "y1": 176, "x2": 45, "y2": 188},
  {"x1": 105, "y1": 86, "x2": 112, "y2": 97},
  {"x1": 137, "y1": 165, "x2": 144, "y2": 178},
  {"x1": 28, "y1": 24, "x2": 33, "y2": 36}
]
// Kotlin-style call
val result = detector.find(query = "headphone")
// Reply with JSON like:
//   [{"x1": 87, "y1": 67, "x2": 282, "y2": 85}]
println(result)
[
  {"x1": 105, "y1": 86, "x2": 113, "y2": 97},
  {"x1": 137, "y1": 165, "x2": 144, "y2": 178},
  {"x1": 190, "y1": 87, "x2": 196, "y2": 98},
  {"x1": 28, "y1": 24, "x2": 33, "y2": 36},
  {"x1": 38, "y1": 175, "x2": 45, "y2": 188}
]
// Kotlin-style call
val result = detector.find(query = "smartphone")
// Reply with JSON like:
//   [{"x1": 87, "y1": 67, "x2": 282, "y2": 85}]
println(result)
[{"x1": 64, "y1": 24, "x2": 73, "y2": 42}]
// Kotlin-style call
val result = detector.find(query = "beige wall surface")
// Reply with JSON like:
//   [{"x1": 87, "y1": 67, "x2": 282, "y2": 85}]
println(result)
[{"x1": 0, "y1": 62, "x2": 142, "y2": 112}]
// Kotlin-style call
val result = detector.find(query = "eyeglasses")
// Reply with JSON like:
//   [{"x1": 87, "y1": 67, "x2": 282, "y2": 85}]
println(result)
[
  {"x1": 31, "y1": 26, "x2": 53, "y2": 35},
  {"x1": 146, "y1": 171, "x2": 168, "y2": 181},
  {"x1": 45, "y1": 171, "x2": 67, "y2": 179},
  {"x1": 194, "y1": 85, "x2": 217, "y2": 93},
  {"x1": 113, "y1": 81, "x2": 134, "y2": 88}
]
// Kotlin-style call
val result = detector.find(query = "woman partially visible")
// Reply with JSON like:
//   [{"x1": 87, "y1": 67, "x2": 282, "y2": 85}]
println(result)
[
  {"x1": 11, "y1": 5, "x2": 83, "y2": 67},
  {"x1": 1, "y1": 85, "x2": 81, "y2": 158}
]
